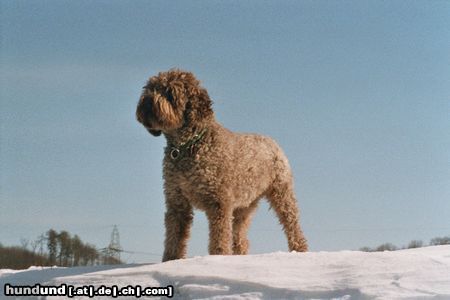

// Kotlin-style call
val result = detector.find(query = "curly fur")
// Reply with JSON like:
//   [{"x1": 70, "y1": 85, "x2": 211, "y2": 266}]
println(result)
[{"x1": 137, "y1": 69, "x2": 308, "y2": 262}]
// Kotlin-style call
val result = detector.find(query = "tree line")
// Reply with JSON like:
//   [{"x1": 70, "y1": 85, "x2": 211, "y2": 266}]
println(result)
[
  {"x1": 0, "y1": 229, "x2": 122, "y2": 270},
  {"x1": 359, "y1": 235, "x2": 450, "y2": 252}
]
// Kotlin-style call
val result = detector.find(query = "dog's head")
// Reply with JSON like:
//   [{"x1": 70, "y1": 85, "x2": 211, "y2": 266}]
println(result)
[{"x1": 136, "y1": 69, "x2": 213, "y2": 136}]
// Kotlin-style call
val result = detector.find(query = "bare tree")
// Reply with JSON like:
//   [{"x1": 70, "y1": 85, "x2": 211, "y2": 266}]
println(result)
[
  {"x1": 47, "y1": 229, "x2": 58, "y2": 265},
  {"x1": 71, "y1": 235, "x2": 83, "y2": 266},
  {"x1": 407, "y1": 240, "x2": 423, "y2": 249},
  {"x1": 36, "y1": 234, "x2": 46, "y2": 256},
  {"x1": 20, "y1": 238, "x2": 29, "y2": 250},
  {"x1": 430, "y1": 236, "x2": 450, "y2": 246},
  {"x1": 57, "y1": 231, "x2": 72, "y2": 267},
  {"x1": 359, "y1": 247, "x2": 372, "y2": 252},
  {"x1": 375, "y1": 243, "x2": 397, "y2": 252}
]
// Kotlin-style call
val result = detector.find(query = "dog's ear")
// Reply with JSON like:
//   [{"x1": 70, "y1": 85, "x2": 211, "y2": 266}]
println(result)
[
  {"x1": 175, "y1": 71, "x2": 213, "y2": 123},
  {"x1": 166, "y1": 80, "x2": 185, "y2": 106},
  {"x1": 185, "y1": 87, "x2": 213, "y2": 124}
]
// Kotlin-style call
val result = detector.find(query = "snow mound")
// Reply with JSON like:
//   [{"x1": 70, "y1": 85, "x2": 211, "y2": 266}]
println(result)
[{"x1": 1, "y1": 246, "x2": 449, "y2": 299}]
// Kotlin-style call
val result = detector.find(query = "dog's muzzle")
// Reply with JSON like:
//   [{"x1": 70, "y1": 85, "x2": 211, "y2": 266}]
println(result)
[{"x1": 148, "y1": 128, "x2": 162, "y2": 136}]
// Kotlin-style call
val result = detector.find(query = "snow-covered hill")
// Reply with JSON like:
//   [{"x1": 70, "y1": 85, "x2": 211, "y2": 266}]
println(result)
[{"x1": 1, "y1": 246, "x2": 449, "y2": 299}]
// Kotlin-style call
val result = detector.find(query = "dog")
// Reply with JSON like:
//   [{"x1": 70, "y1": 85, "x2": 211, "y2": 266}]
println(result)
[{"x1": 136, "y1": 69, "x2": 308, "y2": 261}]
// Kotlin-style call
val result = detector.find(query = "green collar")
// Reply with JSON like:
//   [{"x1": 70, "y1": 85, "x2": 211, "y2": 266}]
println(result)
[{"x1": 169, "y1": 128, "x2": 207, "y2": 161}]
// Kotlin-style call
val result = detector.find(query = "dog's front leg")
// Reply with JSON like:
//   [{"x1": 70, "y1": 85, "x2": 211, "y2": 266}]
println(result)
[
  {"x1": 162, "y1": 193, "x2": 193, "y2": 262},
  {"x1": 206, "y1": 204, "x2": 233, "y2": 255}
]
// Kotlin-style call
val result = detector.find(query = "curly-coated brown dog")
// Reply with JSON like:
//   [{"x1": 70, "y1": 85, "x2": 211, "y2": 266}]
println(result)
[{"x1": 137, "y1": 69, "x2": 308, "y2": 262}]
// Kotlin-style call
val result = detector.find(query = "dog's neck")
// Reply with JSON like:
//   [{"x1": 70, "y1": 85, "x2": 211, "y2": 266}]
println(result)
[{"x1": 164, "y1": 117, "x2": 215, "y2": 147}]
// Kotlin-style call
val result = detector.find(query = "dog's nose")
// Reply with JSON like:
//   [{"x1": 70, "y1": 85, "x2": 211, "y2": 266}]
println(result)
[{"x1": 148, "y1": 128, "x2": 162, "y2": 136}]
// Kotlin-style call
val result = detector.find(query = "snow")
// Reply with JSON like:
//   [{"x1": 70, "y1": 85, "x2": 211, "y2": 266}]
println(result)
[{"x1": 1, "y1": 246, "x2": 449, "y2": 299}]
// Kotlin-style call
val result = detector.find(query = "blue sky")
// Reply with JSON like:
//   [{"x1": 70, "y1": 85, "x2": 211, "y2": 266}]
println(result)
[{"x1": 1, "y1": 1, "x2": 449, "y2": 263}]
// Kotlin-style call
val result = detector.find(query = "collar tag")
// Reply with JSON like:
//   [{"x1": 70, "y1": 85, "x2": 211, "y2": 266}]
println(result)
[{"x1": 170, "y1": 147, "x2": 181, "y2": 160}]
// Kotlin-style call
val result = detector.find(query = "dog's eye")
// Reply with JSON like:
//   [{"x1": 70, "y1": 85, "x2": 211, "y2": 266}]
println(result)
[{"x1": 166, "y1": 92, "x2": 174, "y2": 103}]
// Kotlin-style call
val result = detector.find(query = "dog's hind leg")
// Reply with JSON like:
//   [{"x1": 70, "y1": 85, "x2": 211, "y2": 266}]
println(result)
[
  {"x1": 232, "y1": 201, "x2": 259, "y2": 255},
  {"x1": 266, "y1": 176, "x2": 308, "y2": 252}
]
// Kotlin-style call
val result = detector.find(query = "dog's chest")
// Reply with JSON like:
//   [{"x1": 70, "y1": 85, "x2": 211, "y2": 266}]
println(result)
[{"x1": 165, "y1": 156, "x2": 222, "y2": 208}]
